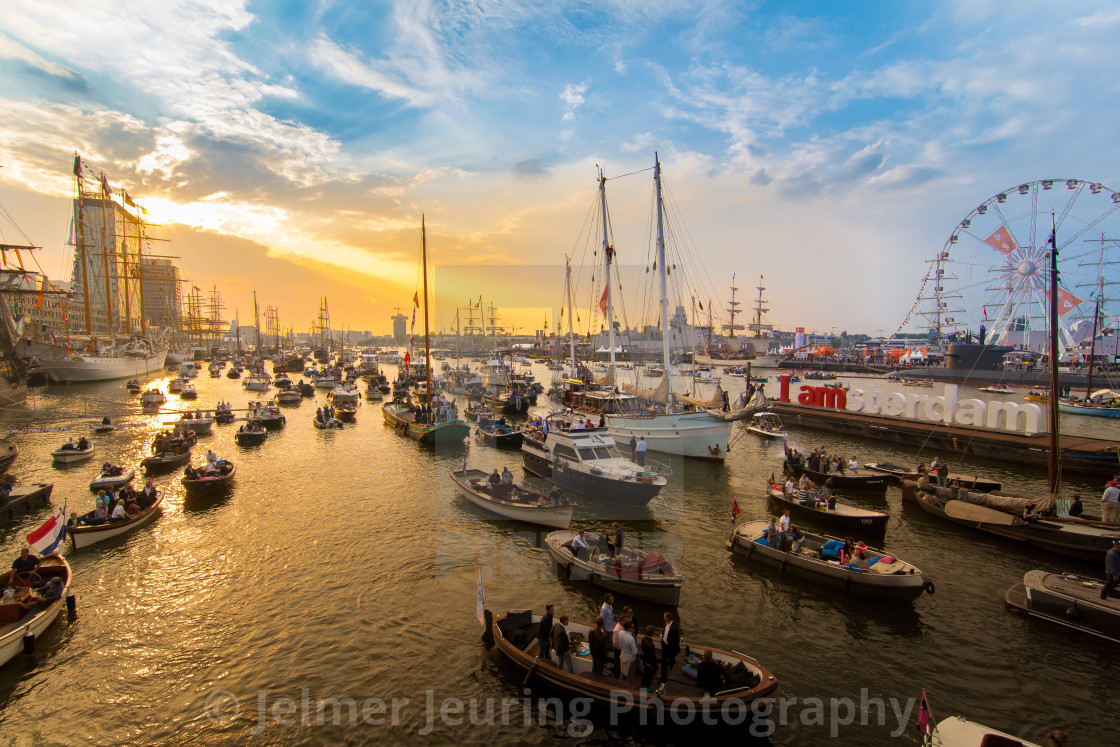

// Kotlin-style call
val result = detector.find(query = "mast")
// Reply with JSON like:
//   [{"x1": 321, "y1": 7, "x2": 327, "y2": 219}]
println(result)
[
  {"x1": 253, "y1": 291, "x2": 261, "y2": 363},
  {"x1": 480, "y1": 295, "x2": 486, "y2": 354},
  {"x1": 1047, "y1": 215, "x2": 1061, "y2": 499},
  {"x1": 136, "y1": 214, "x2": 147, "y2": 337},
  {"x1": 565, "y1": 256, "x2": 577, "y2": 372},
  {"x1": 235, "y1": 309, "x2": 241, "y2": 355},
  {"x1": 599, "y1": 166, "x2": 617, "y2": 373},
  {"x1": 73, "y1": 154, "x2": 95, "y2": 349},
  {"x1": 422, "y1": 216, "x2": 432, "y2": 409},
  {"x1": 97, "y1": 172, "x2": 116, "y2": 342},
  {"x1": 653, "y1": 153, "x2": 673, "y2": 410},
  {"x1": 1086, "y1": 288, "x2": 1102, "y2": 397}
]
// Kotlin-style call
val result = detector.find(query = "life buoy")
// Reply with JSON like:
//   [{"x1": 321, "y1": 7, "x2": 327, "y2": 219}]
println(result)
[{"x1": 924, "y1": 581, "x2": 935, "y2": 595}]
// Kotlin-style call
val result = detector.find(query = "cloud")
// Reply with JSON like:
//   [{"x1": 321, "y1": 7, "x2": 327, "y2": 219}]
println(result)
[
  {"x1": 560, "y1": 82, "x2": 588, "y2": 121},
  {"x1": 512, "y1": 159, "x2": 551, "y2": 179}
]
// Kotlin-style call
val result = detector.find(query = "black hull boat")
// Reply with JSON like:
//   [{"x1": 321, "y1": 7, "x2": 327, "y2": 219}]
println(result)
[
  {"x1": 866, "y1": 462, "x2": 1001, "y2": 492},
  {"x1": 234, "y1": 427, "x2": 268, "y2": 445},
  {"x1": 492, "y1": 609, "x2": 777, "y2": 709},
  {"x1": 914, "y1": 487, "x2": 1120, "y2": 563},
  {"x1": 0, "y1": 439, "x2": 17, "y2": 472},
  {"x1": 766, "y1": 482, "x2": 888, "y2": 536},
  {"x1": 783, "y1": 459, "x2": 889, "y2": 494},
  {"x1": 298, "y1": 382, "x2": 315, "y2": 398},
  {"x1": 182, "y1": 462, "x2": 236, "y2": 494},
  {"x1": 225, "y1": 368, "x2": 241, "y2": 379},
  {"x1": 141, "y1": 449, "x2": 191, "y2": 473},
  {"x1": 1006, "y1": 570, "x2": 1120, "y2": 643},
  {"x1": 728, "y1": 520, "x2": 932, "y2": 601},
  {"x1": 476, "y1": 420, "x2": 524, "y2": 449}
]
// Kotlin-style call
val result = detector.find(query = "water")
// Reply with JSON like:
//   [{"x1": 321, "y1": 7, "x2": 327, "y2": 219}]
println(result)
[{"x1": 0, "y1": 366, "x2": 1117, "y2": 745}]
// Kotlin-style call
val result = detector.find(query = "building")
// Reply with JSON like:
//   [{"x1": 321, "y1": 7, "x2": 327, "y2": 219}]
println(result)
[
  {"x1": 141, "y1": 257, "x2": 181, "y2": 332},
  {"x1": 69, "y1": 195, "x2": 148, "y2": 336},
  {"x1": 392, "y1": 313, "x2": 408, "y2": 344}
]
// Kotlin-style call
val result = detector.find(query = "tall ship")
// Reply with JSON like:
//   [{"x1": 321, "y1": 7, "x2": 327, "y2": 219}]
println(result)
[
  {"x1": 694, "y1": 276, "x2": 782, "y2": 368},
  {"x1": 36, "y1": 155, "x2": 168, "y2": 383}
]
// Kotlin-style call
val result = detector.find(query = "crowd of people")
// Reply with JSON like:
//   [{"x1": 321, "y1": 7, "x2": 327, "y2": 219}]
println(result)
[
  {"x1": 1, "y1": 548, "x2": 65, "y2": 612},
  {"x1": 70, "y1": 478, "x2": 159, "y2": 527}
]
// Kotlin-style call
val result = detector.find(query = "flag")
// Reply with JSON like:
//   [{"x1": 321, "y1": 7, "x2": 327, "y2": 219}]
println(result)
[
  {"x1": 698, "y1": 300, "x2": 704, "y2": 311},
  {"x1": 404, "y1": 350, "x2": 411, "y2": 373},
  {"x1": 124, "y1": 191, "x2": 136, "y2": 207},
  {"x1": 731, "y1": 498, "x2": 741, "y2": 525},
  {"x1": 916, "y1": 690, "x2": 930, "y2": 734},
  {"x1": 413, "y1": 291, "x2": 419, "y2": 308},
  {"x1": 476, "y1": 566, "x2": 485, "y2": 625},
  {"x1": 35, "y1": 278, "x2": 45, "y2": 310},
  {"x1": 1052, "y1": 288, "x2": 1083, "y2": 317},
  {"x1": 27, "y1": 507, "x2": 67, "y2": 555},
  {"x1": 599, "y1": 286, "x2": 609, "y2": 315},
  {"x1": 73, "y1": 154, "x2": 81, "y2": 176},
  {"x1": 100, "y1": 174, "x2": 112, "y2": 197},
  {"x1": 983, "y1": 225, "x2": 1017, "y2": 256},
  {"x1": 983, "y1": 306, "x2": 988, "y2": 321}
]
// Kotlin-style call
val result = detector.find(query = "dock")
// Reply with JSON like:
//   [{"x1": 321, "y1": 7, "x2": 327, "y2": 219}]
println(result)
[
  {"x1": 770, "y1": 402, "x2": 1120, "y2": 476},
  {"x1": 0, "y1": 483, "x2": 54, "y2": 521}
]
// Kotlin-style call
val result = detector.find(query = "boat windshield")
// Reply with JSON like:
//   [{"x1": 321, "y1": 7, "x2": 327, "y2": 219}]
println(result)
[{"x1": 579, "y1": 446, "x2": 618, "y2": 460}]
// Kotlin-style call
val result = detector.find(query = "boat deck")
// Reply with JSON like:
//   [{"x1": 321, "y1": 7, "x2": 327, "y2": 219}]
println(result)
[{"x1": 1030, "y1": 571, "x2": 1120, "y2": 611}]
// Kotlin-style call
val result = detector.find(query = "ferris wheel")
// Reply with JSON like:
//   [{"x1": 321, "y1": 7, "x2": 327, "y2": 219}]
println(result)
[{"x1": 909, "y1": 178, "x2": 1120, "y2": 359}]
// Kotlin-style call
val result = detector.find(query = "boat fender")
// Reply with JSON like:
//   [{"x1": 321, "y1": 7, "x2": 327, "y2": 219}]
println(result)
[
  {"x1": 66, "y1": 592, "x2": 77, "y2": 621},
  {"x1": 22, "y1": 631, "x2": 34, "y2": 655},
  {"x1": 779, "y1": 556, "x2": 788, "y2": 575},
  {"x1": 481, "y1": 609, "x2": 494, "y2": 644},
  {"x1": 1065, "y1": 604, "x2": 1080, "y2": 621},
  {"x1": 923, "y1": 581, "x2": 935, "y2": 595}
]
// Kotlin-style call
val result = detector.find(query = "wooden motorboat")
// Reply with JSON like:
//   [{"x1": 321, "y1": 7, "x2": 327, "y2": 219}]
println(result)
[
  {"x1": 180, "y1": 384, "x2": 198, "y2": 400},
  {"x1": 1006, "y1": 570, "x2": 1120, "y2": 644},
  {"x1": 182, "y1": 461, "x2": 236, "y2": 494},
  {"x1": 382, "y1": 402, "x2": 468, "y2": 444},
  {"x1": 745, "y1": 412, "x2": 787, "y2": 439},
  {"x1": 140, "y1": 447, "x2": 191, "y2": 473},
  {"x1": 450, "y1": 469, "x2": 572, "y2": 529},
  {"x1": 89, "y1": 467, "x2": 135, "y2": 491},
  {"x1": 783, "y1": 458, "x2": 890, "y2": 494},
  {"x1": 214, "y1": 406, "x2": 236, "y2": 424},
  {"x1": 492, "y1": 609, "x2": 777, "y2": 708},
  {"x1": 0, "y1": 483, "x2": 54, "y2": 521},
  {"x1": 168, "y1": 378, "x2": 185, "y2": 393},
  {"x1": 125, "y1": 379, "x2": 142, "y2": 394},
  {"x1": 312, "y1": 415, "x2": 344, "y2": 429},
  {"x1": 766, "y1": 481, "x2": 888, "y2": 535},
  {"x1": 870, "y1": 464, "x2": 1001, "y2": 493},
  {"x1": 70, "y1": 492, "x2": 163, "y2": 550},
  {"x1": 475, "y1": 418, "x2": 524, "y2": 449},
  {"x1": 246, "y1": 401, "x2": 286, "y2": 428},
  {"x1": 0, "y1": 554, "x2": 72, "y2": 668},
  {"x1": 276, "y1": 390, "x2": 302, "y2": 405},
  {"x1": 544, "y1": 530, "x2": 683, "y2": 605},
  {"x1": 924, "y1": 715, "x2": 1043, "y2": 747},
  {"x1": 235, "y1": 426, "x2": 269, "y2": 445},
  {"x1": 979, "y1": 385, "x2": 1014, "y2": 394},
  {"x1": 728, "y1": 520, "x2": 932, "y2": 601},
  {"x1": 914, "y1": 487, "x2": 1120, "y2": 563},
  {"x1": 140, "y1": 389, "x2": 166, "y2": 406},
  {"x1": 51, "y1": 443, "x2": 95, "y2": 464},
  {"x1": 464, "y1": 403, "x2": 495, "y2": 422},
  {"x1": 334, "y1": 403, "x2": 357, "y2": 422}
]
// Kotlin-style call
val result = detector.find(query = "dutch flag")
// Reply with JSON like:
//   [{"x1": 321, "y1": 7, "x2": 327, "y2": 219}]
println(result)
[{"x1": 27, "y1": 507, "x2": 67, "y2": 555}]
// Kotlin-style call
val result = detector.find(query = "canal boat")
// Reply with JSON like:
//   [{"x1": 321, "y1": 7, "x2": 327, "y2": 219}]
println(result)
[
  {"x1": 234, "y1": 425, "x2": 269, "y2": 445},
  {"x1": 70, "y1": 492, "x2": 163, "y2": 549},
  {"x1": 0, "y1": 554, "x2": 71, "y2": 668},
  {"x1": 766, "y1": 481, "x2": 888, "y2": 535},
  {"x1": 51, "y1": 442, "x2": 94, "y2": 464},
  {"x1": 544, "y1": 530, "x2": 683, "y2": 605},
  {"x1": 89, "y1": 466, "x2": 135, "y2": 491},
  {"x1": 745, "y1": 412, "x2": 788, "y2": 439},
  {"x1": 1005, "y1": 570, "x2": 1120, "y2": 644},
  {"x1": 475, "y1": 418, "x2": 524, "y2": 449},
  {"x1": 783, "y1": 458, "x2": 890, "y2": 494},
  {"x1": 728, "y1": 520, "x2": 932, "y2": 601},
  {"x1": 140, "y1": 448, "x2": 191, "y2": 473},
  {"x1": 182, "y1": 461, "x2": 236, "y2": 494},
  {"x1": 491, "y1": 609, "x2": 778, "y2": 707},
  {"x1": 450, "y1": 469, "x2": 572, "y2": 529}
]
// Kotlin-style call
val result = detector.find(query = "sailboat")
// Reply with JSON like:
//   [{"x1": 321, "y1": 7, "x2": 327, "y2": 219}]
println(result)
[
  {"x1": 381, "y1": 217, "x2": 469, "y2": 445},
  {"x1": 37, "y1": 155, "x2": 168, "y2": 383},
  {"x1": 913, "y1": 217, "x2": 1120, "y2": 561},
  {"x1": 603, "y1": 155, "x2": 732, "y2": 461},
  {"x1": 242, "y1": 292, "x2": 271, "y2": 391}
]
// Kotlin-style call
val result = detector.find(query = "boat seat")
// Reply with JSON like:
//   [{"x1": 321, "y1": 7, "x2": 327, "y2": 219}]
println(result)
[
  {"x1": 661, "y1": 680, "x2": 706, "y2": 698},
  {"x1": 0, "y1": 602, "x2": 25, "y2": 624}
]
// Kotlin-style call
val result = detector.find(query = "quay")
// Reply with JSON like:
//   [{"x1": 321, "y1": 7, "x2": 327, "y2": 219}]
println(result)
[{"x1": 769, "y1": 402, "x2": 1120, "y2": 476}]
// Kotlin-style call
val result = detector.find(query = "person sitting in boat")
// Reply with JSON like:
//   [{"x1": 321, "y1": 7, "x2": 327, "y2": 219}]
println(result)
[
  {"x1": 1069, "y1": 494, "x2": 1084, "y2": 517},
  {"x1": 18, "y1": 576, "x2": 64, "y2": 613},
  {"x1": 60, "y1": 437, "x2": 76, "y2": 451},
  {"x1": 108, "y1": 497, "x2": 128, "y2": 523},
  {"x1": 789, "y1": 526, "x2": 806, "y2": 553},
  {"x1": 137, "y1": 480, "x2": 157, "y2": 510},
  {"x1": 797, "y1": 474, "x2": 813, "y2": 491},
  {"x1": 823, "y1": 487, "x2": 836, "y2": 511},
  {"x1": 848, "y1": 457, "x2": 859, "y2": 471},
  {"x1": 124, "y1": 495, "x2": 141, "y2": 517},
  {"x1": 185, "y1": 465, "x2": 200, "y2": 481},
  {"x1": 4, "y1": 547, "x2": 40, "y2": 586},
  {"x1": 79, "y1": 498, "x2": 107, "y2": 526},
  {"x1": 916, "y1": 472, "x2": 931, "y2": 490},
  {"x1": 549, "y1": 486, "x2": 564, "y2": 507},
  {"x1": 487, "y1": 468, "x2": 501, "y2": 496}
]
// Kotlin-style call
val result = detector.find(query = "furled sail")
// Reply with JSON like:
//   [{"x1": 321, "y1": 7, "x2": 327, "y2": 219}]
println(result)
[
  {"x1": 705, "y1": 388, "x2": 768, "y2": 422},
  {"x1": 595, "y1": 368, "x2": 615, "y2": 387},
  {"x1": 678, "y1": 385, "x2": 725, "y2": 409},
  {"x1": 623, "y1": 375, "x2": 669, "y2": 405}
]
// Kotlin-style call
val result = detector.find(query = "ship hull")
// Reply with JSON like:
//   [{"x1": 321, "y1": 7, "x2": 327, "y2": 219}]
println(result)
[{"x1": 40, "y1": 347, "x2": 168, "y2": 384}]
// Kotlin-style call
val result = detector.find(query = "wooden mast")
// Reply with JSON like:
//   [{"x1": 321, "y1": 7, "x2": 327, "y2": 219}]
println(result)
[
  {"x1": 653, "y1": 153, "x2": 673, "y2": 411},
  {"x1": 1047, "y1": 215, "x2": 1061, "y2": 499},
  {"x1": 97, "y1": 172, "x2": 116, "y2": 342},
  {"x1": 565, "y1": 256, "x2": 577, "y2": 372},
  {"x1": 73, "y1": 154, "x2": 95, "y2": 351},
  {"x1": 422, "y1": 215, "x2": 432, "y2": 410},
  {"x1": 599, "y1": 166, "x2": 617, "y2": 374}
]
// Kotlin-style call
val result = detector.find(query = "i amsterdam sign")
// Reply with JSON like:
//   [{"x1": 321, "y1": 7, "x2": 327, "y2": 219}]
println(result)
[{"x1": 776, "y1": 375, "x2": 1044, "y2": 435}]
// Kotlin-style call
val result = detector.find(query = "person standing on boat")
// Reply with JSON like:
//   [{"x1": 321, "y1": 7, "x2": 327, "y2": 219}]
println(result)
[
  {"x1": 660, "y1": 611, "x2": 681, "y2": 683},
  {"x1": 536, "y1": 603, "x2": 555, "y2": 661},
  {"x1": 551, "y1": 615, "x2": 574, "y2": 673},
  {"x1": 1102, "y1": 539, "x2": 1120, "y2": 600},
  {"x1": 635, "y1": 438, "x2": 648, "y2": 467},
  {"x1": 1101, "y1": 480, "x2": 1120, "y2": 524},
  {"x1": 618, "y1": 620, "x2": 638, "y2": 685},
  {"x1": 612, "y1": 523, "x2": 625, "y2": 555},
  {"x1": 501, "y1": 466, "x2": 513, "y2": 486},
  {"x1": 589, "y1": 616, "x2": 610, "y2": 675}
]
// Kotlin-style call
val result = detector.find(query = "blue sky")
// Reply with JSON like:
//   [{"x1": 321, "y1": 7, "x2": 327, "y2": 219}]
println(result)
[{"x1": 1, "y1": 1, "x2": 1118, "y2": 337}]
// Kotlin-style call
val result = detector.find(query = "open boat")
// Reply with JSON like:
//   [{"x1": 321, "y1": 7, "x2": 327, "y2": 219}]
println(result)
[
  {"x1": 491, "y1": 609, "x2": 777, "y2": 708},
  {"x1": 783, "y1": 458, "x2": 890, "y2": 494},
  {"x1": 766, "y1": 480, "x2": 888, "y2": 535},
  {"x1": 51, "y1": 442, "x2": 95, "y2": 464},
  {"x1": 181, "y1": 460, "x2": 236, "y2": 494},
  {"x1": 90, "y1": 422, "x2": 117, "y2": 435},
  {"x1": 168, "y1": 378, "x2": 184, "y2": 393},
  {"x1": 449, "y1": 469, "x2": 572, "y2": 529},
  {"x1": 0, "y1": 554, "x2": 71, "y2": 668},
  {"x1": 179, "y1": 414, "x2": 214, "y2": 435},
  {"x1": 125, "y1": 379, "x2": 142, "y2": 394},
  {"x1": 214, "y1": 404, "x2": 236, "y2": 424},
  {"x1": 979, "y1": 385, "x2": 1014, "y2": 394},
  {"x1": 140, "y1": 448, "x2": 191, "y2": 473},
  {"x1": 70, "y1": 492, "x2": 163, "y2": 550},
  {"x1": 234, "y1": 425, "x2": 269, "y2": 444},
  {"x1": 475, "y1": 417, "x2": 524, "y2": 449},
  {"x1": 728, "y1": 520, "x2": 932, "y2": 601},
  {"x1": 923, "y1": 715, "x2": 1043, "y2": 747},
  {"x1": 544, "y1": 530, "x2": 683, "y2": 605},
  {"x1": 246, "y1": 401, "x2": 286, "y2": 428},
  {"x1": 276, "y1": 390, "x2": 301, "y2": 405},
  {"x1": 89, "y1": 466, "x2": 135, "y2": 491},
  {"x1": 140, "y1": 389, "x2": 166, "y2": 406},
  {"x1": 868, "y1": 463, "x2": 1002, "y2": 492},
  {"x1": 1005, "y1": 569, "x2": 1120, "y2": 644},
  {"x1": 745, "y1": 412, "x2": 787, "y2": 439}
]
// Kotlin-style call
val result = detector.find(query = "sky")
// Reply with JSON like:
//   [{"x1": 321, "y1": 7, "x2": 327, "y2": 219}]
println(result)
[{"x1": 1, "y1": 1, "x2": 1119, "y2": 339}]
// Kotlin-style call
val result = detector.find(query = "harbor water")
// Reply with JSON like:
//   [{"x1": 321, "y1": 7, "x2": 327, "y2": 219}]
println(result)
[{"x1": 1, "y1": 366, "x2": 1117, "y2": 745}]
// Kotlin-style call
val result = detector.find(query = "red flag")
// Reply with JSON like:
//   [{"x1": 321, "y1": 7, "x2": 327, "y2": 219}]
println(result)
[
  {"x1": 916, "y1": 691, "x2": 930, "y2": 734},
  {"x1": 731, "y1": 498, "x2": 740, "y2": 525},
  {"x1": 983, "y1": 306, "x2": 988, "y2": 321},
  {"x1": 100, "y1": 174, "x2": 112, "y2": 197},
  {"x1": 1045, "y1": 288, "x2": 1084, "y2": 317},
  {"x1": 983, "y1": 225, "x2": 1017, "y2": 256},
  {"x1": 412, "y1": 292, "x2": 419, "y2": 308},
  {"x1": 599, "y1": 286, "x2": 609, "y2": 315}
]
